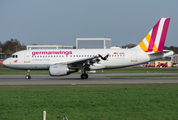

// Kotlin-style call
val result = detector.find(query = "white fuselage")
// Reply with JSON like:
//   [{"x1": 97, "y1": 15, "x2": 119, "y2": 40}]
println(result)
[{"x1": 3, "y1": 48, "x2": 165, "y2": 70}]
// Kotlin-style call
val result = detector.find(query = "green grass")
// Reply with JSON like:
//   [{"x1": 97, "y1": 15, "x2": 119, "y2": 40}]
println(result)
[
  {"x1": 0, "y1": 67, "x2": 178, "y2": 75},
  {"x1": 0, "y1": 85, "x2": 178, "y2": 120},
  {"x1": 107, "y1": 75, "x2": 178, "y2": 77},
  {"x1": 0, "y1": 69, "x2": 49, "y2": 75},
  {"x1": 95, "y1": 67, "x2": 178, "y2": 74}
]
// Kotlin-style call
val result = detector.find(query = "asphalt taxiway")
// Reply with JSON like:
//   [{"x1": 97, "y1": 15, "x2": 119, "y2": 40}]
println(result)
[{"x1": 0, "y1": 73, "x2": 178, "y2": 86}]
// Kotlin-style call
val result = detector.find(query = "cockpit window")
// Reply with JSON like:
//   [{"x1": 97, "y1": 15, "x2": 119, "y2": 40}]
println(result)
[{"x1": 9, "y1": 55, "x2": 18, "y2": 58}]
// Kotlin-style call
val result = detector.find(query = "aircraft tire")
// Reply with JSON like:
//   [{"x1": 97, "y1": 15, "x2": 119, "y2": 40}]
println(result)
[
  {"x1": 85, "y1": 74, "x2": 88, "y2": 79},
  {"x1": 25, "y1": 75, "x2": 31, "y2": 79},
  {"x1": 81, "y1": 73, "x2": 88, "y2": 79}
]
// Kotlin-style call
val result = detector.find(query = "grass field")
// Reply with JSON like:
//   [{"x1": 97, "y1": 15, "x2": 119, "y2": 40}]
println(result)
[
  {"x1": 1, "y1": 67, "x2": 178, "y2": 119},
  {"x1": 0, "y1": 67, "x2": 178, "y2": 75},
  {"x1": 107, "y1": 75, "x2": 178, "y2": 77},
  {"x1": 0, "y1": 85, "x2": 178, "y2": 120}
]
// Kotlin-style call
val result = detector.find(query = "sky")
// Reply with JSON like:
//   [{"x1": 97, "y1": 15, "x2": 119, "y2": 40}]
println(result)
[{"x1": 0, "y1": 0, "x2": 178, "y2": 47}]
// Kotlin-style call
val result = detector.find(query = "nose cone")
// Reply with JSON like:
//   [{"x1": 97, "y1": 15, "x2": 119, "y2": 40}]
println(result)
[
  {"x1": 2, "y1": 60, "x2": 6, "y2": 67},
  {"x1": 2, "y1": 59, "x2": 9, "y2": 68}
]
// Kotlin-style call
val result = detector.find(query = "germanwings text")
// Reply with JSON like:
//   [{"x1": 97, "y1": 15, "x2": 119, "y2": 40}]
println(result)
[{"x1": 32, "y1": 51, "x2": 72, "y2": 56}]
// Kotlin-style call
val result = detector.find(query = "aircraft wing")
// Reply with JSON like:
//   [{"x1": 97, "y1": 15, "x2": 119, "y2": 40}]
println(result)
[
  {"x1": 52, "y1": 54, "x2": 109, "y2": 69},
  {"x1": 67, "y1": 56, "x2": 99, "y2": 69},
  {"x1": 51, "y1": 56, "x2": 99, "y2": 68}
]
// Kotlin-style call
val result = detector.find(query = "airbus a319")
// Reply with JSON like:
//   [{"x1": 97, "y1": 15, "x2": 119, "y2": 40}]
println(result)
[{"x1": 3, "y1": 18, "x2": 173, "y2": 79}]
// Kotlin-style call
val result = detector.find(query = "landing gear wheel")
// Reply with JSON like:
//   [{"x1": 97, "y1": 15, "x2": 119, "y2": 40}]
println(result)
[
  {"x1": 25, "y1": 75, "x2": 31, "y2": 79},
  {"x1": 81, "y1": 73, "x2": 88, "y2": 79},
  {"x1": 85, "y1": 74, "x2": 88, "y2": 79},
  {"x1": 25, "y1": 70, "x2": 31, "y2": 79}
]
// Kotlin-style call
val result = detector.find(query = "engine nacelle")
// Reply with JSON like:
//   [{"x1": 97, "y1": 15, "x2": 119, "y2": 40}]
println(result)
[{"x1": 49, "y1": 64, "x2": 77, "y2": 76}]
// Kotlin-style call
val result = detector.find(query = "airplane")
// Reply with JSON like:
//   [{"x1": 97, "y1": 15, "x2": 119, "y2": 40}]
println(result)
[{"x1": 3, "y1": 18, "x2": 174, "y2": 79}]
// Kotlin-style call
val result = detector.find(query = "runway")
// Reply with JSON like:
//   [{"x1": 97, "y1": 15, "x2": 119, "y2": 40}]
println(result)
[{"x1": 0, "y1": 73, "x2": 178, "y2": 86}]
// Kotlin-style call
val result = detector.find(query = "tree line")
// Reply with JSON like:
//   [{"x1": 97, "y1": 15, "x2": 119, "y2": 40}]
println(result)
[{"x1": 0, "y1": 39, "x2": 26, "y2": 54}]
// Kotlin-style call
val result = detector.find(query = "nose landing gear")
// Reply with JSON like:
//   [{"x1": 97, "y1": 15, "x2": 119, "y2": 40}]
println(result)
[{"x1": 25, "y1": 70, "x2": 31, "y2": 79}]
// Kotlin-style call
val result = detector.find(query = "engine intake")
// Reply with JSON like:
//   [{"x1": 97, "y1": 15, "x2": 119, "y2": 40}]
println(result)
[{"x1": 49, "y1": 64, "x2": 77, "y2": 76}]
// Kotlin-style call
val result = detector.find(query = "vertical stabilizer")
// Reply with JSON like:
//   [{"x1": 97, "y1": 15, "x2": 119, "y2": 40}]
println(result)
[{"x1": 135, "y1": 18, "x2": 170, "y2": 53}]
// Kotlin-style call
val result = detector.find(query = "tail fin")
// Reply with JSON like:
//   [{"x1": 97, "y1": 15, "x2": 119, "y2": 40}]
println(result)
[{"x1": 135, "y1": 18, "x2": 170, "y2": 53}]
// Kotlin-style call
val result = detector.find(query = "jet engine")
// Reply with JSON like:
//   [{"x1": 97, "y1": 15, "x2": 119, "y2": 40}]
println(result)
[{"x1": 49, "y1": 64, "x2": 78, "y2": 76}]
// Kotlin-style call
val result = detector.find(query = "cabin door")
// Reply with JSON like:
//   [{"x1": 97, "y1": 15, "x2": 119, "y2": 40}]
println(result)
[
  {"x1": 131, "y1": 51, "x2": 137, "y2": 62},
  {"x1": 24, "y1": 51, "x2": 30, "y2": 63}
]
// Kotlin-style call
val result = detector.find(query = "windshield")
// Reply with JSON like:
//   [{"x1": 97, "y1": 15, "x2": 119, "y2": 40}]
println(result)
[{"x1": 9, "y1": 55, "x2": 18, "y2": 58}]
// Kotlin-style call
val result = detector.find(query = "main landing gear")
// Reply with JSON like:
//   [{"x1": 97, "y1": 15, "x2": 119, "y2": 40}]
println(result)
[
  {"x1": 80, "y1": 68, "x2": 88, "y2": 79},
  {"x1": 81, "y1": 73, "x2": 88, "y2": 79},
  {"x1": 25, "y1": 70, "x2": 31, "y2": 79}
]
